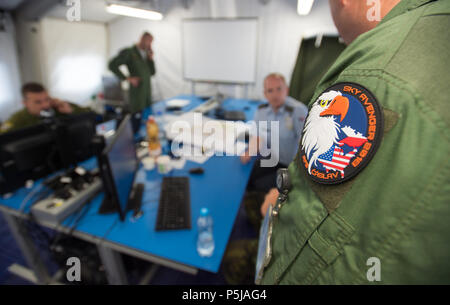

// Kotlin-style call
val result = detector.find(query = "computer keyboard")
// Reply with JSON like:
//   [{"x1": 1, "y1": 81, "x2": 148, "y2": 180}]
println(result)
[{"x1": 155, "y1": 177, "x2": 191, "y2": 231}]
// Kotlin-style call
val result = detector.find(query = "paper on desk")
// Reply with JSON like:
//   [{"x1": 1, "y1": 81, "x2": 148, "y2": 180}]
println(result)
[
  {"x1": 164, "y1": 113, "x2": 250, "y2": 155},
  {"x1": 166, "y1": 99, "x2": 190, "y2": 108}
]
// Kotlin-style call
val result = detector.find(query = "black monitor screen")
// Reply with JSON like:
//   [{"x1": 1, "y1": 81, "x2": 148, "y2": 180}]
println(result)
[
  {"x1": 57, "y1": 112, "x2": 97, "y2": 167},
  {"x1": 104, "y1": 115, "x2": 138, "y2": 215},
  {"x1": 0, "y1": 123, "x2": 61, "y2": 195}
]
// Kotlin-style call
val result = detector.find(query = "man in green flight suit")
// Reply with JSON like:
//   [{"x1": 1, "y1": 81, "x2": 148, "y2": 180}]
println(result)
[
  {"x1": 108, "y1": 32, "x2": 156, "y2": 114},
  {"x1": 258, "y1": 0, "x2": 450, "y2": 284},
  {"x1": 1, "y1": 82, "x2": 87, "y2": 133}
]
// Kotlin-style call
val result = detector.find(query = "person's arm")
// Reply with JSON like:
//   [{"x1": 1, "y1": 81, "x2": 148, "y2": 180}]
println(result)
[
  {"x1": 50, "y1": 98, "x2": 89, "y2": 115},
  {"x1": 68, "y1": 102, "x2": 89, "y2": 114},
  {"x1": 240, "y1": 135, "x2": 260, "y2": 164},
  {"x1": 260, "y1": 188, "x2": 279, "y2": 217},
  {"x1": 146, "y1": 49, "x2": 156, "y2": 76},
  {"x1": 241, "y1": 109, "x2": 262, "y2": 164},
  {"x1": 108, "y1": 48, "x2": 130, "y2": 81}
]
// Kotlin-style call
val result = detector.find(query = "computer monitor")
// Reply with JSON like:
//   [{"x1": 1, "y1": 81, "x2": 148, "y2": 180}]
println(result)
[
  {"x1": 97, "y1": 114, "x2": 141, "y2": 220},
  {"x1": 102, "y1": 75, "x2": 124, "y2": 102},
  {"x1": 56, "y1": 112, "x2": 97, "y2": 168},
  {"x1": 0, "y1": 123, "x2": 61, "y2": 195},
  {"x1": 96, "y1": 119, "x2": 117, "y2": 136},
  {"x1": 0, "y1": 112, "x2": 99, "y2": 195}
]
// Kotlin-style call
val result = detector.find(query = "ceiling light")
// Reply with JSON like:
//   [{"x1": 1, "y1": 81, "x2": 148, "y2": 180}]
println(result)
[
  {"x1": 106, "y1": 4, "x2": 163, "y2": 20},
  {"x1": 297, "y1": 0, "x2": 314, "y2": 16}
]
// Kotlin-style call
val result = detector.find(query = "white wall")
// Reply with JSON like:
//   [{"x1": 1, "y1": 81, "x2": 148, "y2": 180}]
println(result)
[
  {"x1": 107, "y1": 0, "x2": 337, "y2": 101},
  {"x1": 15, "y1": 20, "x2": 45, "y2": 85},
  {"x1": 0, "y1": 13, "x2": 22, "y2": 121},
  {"x1": 40, "y1": 18, "x2": 107, "y2": 105}
]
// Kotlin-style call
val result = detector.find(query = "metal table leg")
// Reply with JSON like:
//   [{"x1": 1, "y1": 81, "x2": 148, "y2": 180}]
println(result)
[
  {"x1": 97, "y1": 244, "x2": 128, "y2": 285},
  {"x1": 2, "y1": 212, "x2": 51, "y2": 284}
]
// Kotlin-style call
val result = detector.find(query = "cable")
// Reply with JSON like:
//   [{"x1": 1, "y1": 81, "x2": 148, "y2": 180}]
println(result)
[
  {"x1": 19, "y1": 184, "x2": 46, "y2": 213},
  {"x1": 66, "y1": 196, "x2": 95, "y2": 237}
]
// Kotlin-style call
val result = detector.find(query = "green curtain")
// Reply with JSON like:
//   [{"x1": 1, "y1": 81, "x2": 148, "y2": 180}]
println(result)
[{"x1": 289, "y1": 36, "x2": 346, "y2": 105}]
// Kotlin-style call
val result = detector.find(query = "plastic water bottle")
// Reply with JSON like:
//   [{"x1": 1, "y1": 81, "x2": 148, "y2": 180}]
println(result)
[
  {"x1": 197, "y1": 207, "x2": 215, "y2": 257},
  {"x1": 146, "y1": 116, "x2": 161, "y2": 157},
  {"x1": 154, "y1": 111, "x2": 164, "y2": 136}
]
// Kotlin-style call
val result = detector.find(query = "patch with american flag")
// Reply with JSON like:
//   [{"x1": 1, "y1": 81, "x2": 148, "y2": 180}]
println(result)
[{"x1": 299, "y1": 82, "x2": 383, "y2": 184}]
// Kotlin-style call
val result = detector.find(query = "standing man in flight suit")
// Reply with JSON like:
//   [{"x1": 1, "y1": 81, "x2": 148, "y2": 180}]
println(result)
[
  {"x1": 108, "y1": 32, "x2": 156, "y2": 132},
  {"x1": 258, "y1": 0, "x2": 450, "y2": 284}
]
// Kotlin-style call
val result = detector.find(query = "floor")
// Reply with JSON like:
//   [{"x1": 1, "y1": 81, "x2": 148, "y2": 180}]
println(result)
[{"x1": 0, "y1": 198, "x2": 258, "y2": 285}]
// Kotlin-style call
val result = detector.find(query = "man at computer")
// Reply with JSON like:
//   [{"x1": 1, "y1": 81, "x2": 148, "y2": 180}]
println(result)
[
  {"x1": 108, "y1": 32, "x2": 156, "y2": 114},
  {"x1": 0, "y1": 82, "x2": 88, "y2": 133},
  {"x1": 238, "y1": 73, "x2": 308, "y2": 236},
  {"x1": 241, "y1": 73, "x2": 308, "y2": 192}
]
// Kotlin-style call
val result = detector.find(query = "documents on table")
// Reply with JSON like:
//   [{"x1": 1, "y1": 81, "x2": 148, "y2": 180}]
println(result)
[
  {"x1": 166, "y1": 99, "x2": 191, "y2": 108},
  {"x1": 163, "y1": 112, "x2": 249, "y2": 157}
]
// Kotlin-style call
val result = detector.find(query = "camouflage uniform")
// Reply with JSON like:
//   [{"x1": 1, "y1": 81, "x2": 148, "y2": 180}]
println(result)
[
  {"x1": 1, "y1": 103, "x2": 88, "y2": 133},
  {"x1": 222, "y1": 192, "x2": 265, "y2": 285},
  {"x1": 260, "y1": 0, "x2": 450, "y2": 284},
  {"x1": 108, "y1": 45, "x2": 156, "y2": 113}
]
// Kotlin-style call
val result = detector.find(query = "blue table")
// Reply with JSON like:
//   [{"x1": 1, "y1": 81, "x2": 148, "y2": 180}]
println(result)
[
  {"x1": 104, "y1": 95, "x2": 262, "y2": 273},
  {"x1": 0, "y1": 95, "x2": 263, "y2": 283}
]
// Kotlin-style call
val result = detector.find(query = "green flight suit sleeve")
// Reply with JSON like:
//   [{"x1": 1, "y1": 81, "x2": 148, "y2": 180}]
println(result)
[
  {"x1": 0, "y1": 110, "x2": 39, "y2": 133},
  {"x1": 108, "y1": 48, "x2": 130, "y2": 81},
  {"x1": 148, "y1": 59, "x2": 156, "y2": 76},
  {"x1": 260, "y1": 0, "x2": 450, "y2": 285},
  {"x1": 69, "y1": 102, "x2": 89, "y2": 114}
]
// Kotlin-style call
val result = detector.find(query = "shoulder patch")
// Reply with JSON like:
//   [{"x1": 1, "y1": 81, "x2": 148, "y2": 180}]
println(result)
[
  {"x1": 258, "y1": 103, "x2": 269, "y2": 109},
  {"x1": 0, "y1": 122, "x2": 12, "y2": 133},
  {"x1": 299, "y1": 82, "x2": 384, "y2": 184}
]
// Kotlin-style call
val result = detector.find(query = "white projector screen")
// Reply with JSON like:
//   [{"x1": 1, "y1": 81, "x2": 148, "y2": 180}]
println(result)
[{"x1": 182, "y1": 18, "x2": 258, "y2": 84}]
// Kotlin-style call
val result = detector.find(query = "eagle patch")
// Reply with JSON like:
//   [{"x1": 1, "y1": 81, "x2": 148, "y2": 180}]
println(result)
[{"x1": 300, "y1": 82, "x2": 383, "y2": 184}]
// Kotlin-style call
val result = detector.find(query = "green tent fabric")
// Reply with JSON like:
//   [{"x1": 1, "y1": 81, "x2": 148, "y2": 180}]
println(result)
[{"x1": 289, "y1": 36, "x2": 346, "y2": 105}]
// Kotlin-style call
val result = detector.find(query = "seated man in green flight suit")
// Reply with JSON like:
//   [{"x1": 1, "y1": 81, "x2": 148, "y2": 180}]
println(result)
[{"x1": 1, "y1": 82, "x2": 88, "y2": 133}]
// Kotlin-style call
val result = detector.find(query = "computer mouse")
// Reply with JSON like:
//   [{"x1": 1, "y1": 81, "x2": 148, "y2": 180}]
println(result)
[{"x1": 189, "y1": 167, "x2": 204, "y2": 175}]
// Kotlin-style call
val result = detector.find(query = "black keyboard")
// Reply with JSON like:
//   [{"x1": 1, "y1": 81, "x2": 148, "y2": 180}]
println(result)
[{"x1": 155, "y1": 177, "x2": 191, "y2": 231}]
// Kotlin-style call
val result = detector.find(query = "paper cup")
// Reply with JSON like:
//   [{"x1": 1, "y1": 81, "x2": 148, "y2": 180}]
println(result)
[
  {"x1": 156, "y1": 156, "x2": 172, "y2": 174},
  {"x1": 142, "y1": 157, "x2": 155, "y2": 171}
]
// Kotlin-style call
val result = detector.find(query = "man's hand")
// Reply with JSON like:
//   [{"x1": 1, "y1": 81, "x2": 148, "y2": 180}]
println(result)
[
  {"x1": 240, "y1": 151, "x2": 252, "y2": 164},
  {"x1": 127, "y1": 77, "x2": 141, "y2": 87},
  {"x1": 260, "y1": 188, "x2": 279, "y2": 217},
  {"x1": 147, "y1": 48, "x2": 154, "y2": 60},
  {"x1": 51, "y1": 99, "x2": 73, "y2": 114},
  {"x1": 240, "y1": 136, "x2": 259, "y2": 164}
]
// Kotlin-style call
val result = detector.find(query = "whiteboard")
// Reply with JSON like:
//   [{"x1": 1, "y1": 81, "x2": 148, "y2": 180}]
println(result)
[{"x1": 182, "y1": 18, "x2": 258, "y2": 84}]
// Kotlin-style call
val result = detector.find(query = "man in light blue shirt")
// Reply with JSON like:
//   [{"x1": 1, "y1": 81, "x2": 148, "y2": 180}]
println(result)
[{"x1": 241, "y1": 73, "x2": 308, "y2": 192}]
